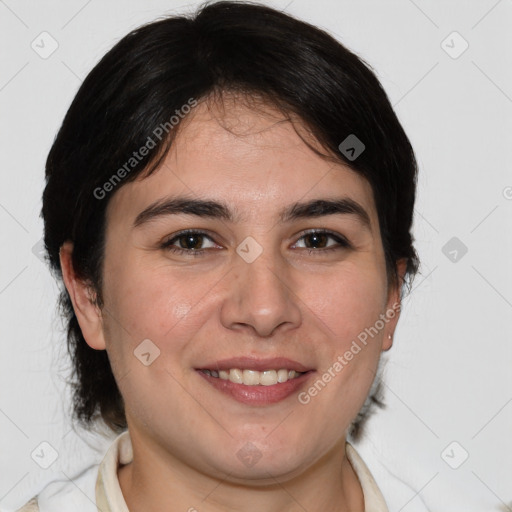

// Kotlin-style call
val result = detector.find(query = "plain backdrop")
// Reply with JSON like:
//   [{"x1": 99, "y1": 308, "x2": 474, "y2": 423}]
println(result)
[{"x1": 1, "y1": 0, "x2": 511, "y2": 510}]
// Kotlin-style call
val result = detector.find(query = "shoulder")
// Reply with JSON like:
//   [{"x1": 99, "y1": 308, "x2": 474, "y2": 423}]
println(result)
[
  {"x1": 14, "y1": 464, "x2": 99, "y2": 512},
  {"x1": 13, "y1": 430, "x2": 128, "y2": 512},
  {"x1": 346, "y1": 441, "x2": 390, "y2": 511},
  {"x1": 348, "y1": 441, "x2": 431, "y2": 512},
  {"x1": 15, "y1": 497, "x2": 39, "y2": 512}
]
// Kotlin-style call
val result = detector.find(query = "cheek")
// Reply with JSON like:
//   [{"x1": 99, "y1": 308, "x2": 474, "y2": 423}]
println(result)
[
  {"x1": 105, "y1": 261, "x2": 206, "y2": 342},
  {"x1": 102, "y1": 265, "x2": 209, "y2": 413},
  {"x1": 304, "y1": 264, "x2": 387, "y2": 348},
  {"x1": 296, "y1": 265, "x2": 386, "y2": 417}
]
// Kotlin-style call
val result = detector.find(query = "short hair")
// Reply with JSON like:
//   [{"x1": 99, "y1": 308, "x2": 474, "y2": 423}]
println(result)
[{"x1": 41, "y1": 0, "x2": 419, "y2": 438}]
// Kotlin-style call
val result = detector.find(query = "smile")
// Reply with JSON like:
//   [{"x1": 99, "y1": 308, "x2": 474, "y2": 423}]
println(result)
[
  {"x1": 196, "y1": 357, "x2": 314, "y2": 405},
  {"x1": 200, "y1": 368, "x2": 304, "y2": 386}
]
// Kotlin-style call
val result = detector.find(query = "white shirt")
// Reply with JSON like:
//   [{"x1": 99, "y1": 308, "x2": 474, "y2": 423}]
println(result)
[{"x1": 16, "y1": 430, "x2": 414, "y2": 512}]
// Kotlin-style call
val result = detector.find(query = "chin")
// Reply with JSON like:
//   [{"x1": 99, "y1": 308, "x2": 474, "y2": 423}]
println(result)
[
  {"x1": 209, "y1": 453, "x2": 313, "y2": 485},
  {"x1": 198, "y1": 433, "x2": 320, "y2": 484}
]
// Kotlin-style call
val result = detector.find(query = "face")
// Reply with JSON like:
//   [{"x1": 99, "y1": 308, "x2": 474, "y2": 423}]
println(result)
[{"x1": 64, "y1": 97, "x2": 403, "y2": 483}]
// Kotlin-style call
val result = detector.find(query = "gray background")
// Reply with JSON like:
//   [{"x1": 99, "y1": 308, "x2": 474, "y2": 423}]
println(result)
[{"x1": 1, "y1": 0, "x2": 511, "y2": 510}]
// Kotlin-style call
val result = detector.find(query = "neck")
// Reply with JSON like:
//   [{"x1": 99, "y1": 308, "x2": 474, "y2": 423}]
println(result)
[{"x1": 117, "y1": 433, "x2": 365, "y2": 512}]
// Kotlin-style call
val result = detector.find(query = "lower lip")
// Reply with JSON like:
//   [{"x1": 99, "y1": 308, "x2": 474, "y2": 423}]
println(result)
[{"x1": 196, "y1": 371, "x2": 313, "y2": 405}]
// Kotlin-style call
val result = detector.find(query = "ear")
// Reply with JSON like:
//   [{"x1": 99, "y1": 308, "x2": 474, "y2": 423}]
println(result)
[
  {"x1": 381, "y1": 258, "x2": 407, "y2": 352},
  {"x1": 59, "y1": 241, "x2": 106, "y2": 350}
]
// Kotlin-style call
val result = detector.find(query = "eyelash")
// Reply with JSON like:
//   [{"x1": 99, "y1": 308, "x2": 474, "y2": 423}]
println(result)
[{"x1": 160, "y1": 229, "x2": 352, "y2": 257}]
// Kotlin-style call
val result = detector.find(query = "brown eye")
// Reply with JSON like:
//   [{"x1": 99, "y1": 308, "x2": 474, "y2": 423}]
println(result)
[
  {"x1": 294, "y1": 230, "x2": 351, "y2": 253},
  {"x1": 303, "y1": 232, "x2": 329, "y2": 249},
  {"x1": 176, "y1": 233, "x2": 205, "y2": 250},
  {"x1": 161, "y1": 230, "x2": 218, "y2": 257}
]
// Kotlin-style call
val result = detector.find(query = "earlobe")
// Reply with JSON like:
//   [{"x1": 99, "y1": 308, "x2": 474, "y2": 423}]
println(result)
[
  {"x1": 59, "y1": 241, "x2": 107, "y2": 350},
  {"x1": 382, "y1": 258, "x2": 407, "y2": 352},
  {"x1": 382, "y1": 332, "x2": 394, "y2": 352}
]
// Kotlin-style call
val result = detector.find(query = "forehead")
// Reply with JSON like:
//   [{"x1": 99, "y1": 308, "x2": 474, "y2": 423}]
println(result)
[{"x1": 106, "y1": 99, "x2": 379, "y2": 231}]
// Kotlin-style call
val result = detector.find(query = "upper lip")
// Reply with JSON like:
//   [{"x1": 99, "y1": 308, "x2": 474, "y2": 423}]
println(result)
[{"x1": 196, "y1": 356, "x2": 314, "y2": 373}]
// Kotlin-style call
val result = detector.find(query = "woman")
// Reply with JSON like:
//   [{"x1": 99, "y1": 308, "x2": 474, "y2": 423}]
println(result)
[{"x1": 18, "y1": 1, "x2": 420, "y2": 510}]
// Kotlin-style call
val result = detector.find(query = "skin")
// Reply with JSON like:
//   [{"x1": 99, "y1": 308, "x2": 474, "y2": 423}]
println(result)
[{"x1": 60, "y1": 96, "x2": 406, "y2": 512}]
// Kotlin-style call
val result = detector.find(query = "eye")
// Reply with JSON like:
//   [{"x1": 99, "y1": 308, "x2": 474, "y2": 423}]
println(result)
[
  {"x1": 161, "y1": 229, "x2": 219, "y2": 257},
  {"x1": 160, "y1": 229, "x2": 352, "y2": 258},
  {"x1": 292, "y1": 230, "x2": 352, "y2": 254}
]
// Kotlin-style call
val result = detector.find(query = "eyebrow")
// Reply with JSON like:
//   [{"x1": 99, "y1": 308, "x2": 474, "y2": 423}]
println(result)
[{"x1": 132, "y1": 196, "x2": 372, "y2": 231}]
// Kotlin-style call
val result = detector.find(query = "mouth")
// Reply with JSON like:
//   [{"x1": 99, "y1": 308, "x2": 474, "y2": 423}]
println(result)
[
  {"x1": 199, "y1": 368, "x2": 305, "y2": 386},
  {"x1": 195, "y1": 357, "x2": 314, "y2": 405}
]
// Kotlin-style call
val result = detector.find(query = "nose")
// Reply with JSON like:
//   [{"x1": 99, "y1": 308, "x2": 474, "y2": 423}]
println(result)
[{"x1": 219, "y1": 247, "x2": 302, "y2": 338}]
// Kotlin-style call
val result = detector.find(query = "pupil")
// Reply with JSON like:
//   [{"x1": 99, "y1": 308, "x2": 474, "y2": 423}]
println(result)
[
  {"x1": 305, "y1": 233, "x2": 326, "y2": 249},
  {"x1": 182, "y1": 234, "x2": 202, "y2": 249}
]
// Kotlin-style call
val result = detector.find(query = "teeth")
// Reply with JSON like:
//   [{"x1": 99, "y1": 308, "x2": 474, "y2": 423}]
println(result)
[
  {"x1": 260, "y1": 370, "x2": 277, "y2": 386},
  {"x1": 243, "y1": 369, "x2": 260, "y2": 385},
  {"x1": 202, "y1": 368, "x2": 303, "y2": 385},
  {"x1": 229, "y1": 368, "x2": 243, "y2": 384},
  {"x1": 277, "y1": 369, "x2": 288, "y2": 383}
]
